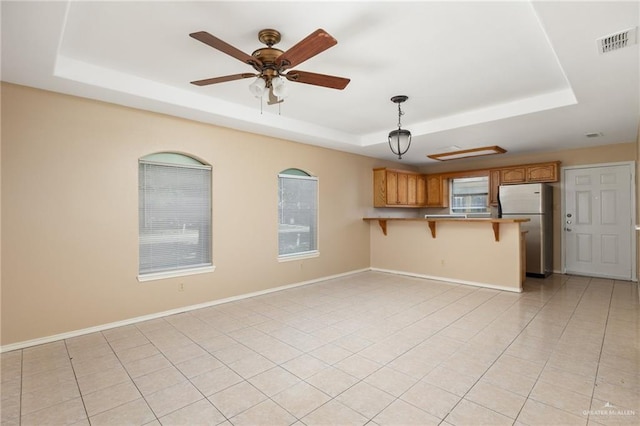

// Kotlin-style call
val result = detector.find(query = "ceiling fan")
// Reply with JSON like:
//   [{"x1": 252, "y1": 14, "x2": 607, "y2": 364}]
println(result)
[{"x1": 189, "y1": 28, "x2": 350, "y2": 104}]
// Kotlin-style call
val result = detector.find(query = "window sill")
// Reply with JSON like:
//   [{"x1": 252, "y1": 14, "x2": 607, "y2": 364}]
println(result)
[
  {"x1": 138, "y1": 265, "x2": 215, "y2": 282},
  {"x1": 278, "y1": 251, "x2": 319, "y2": 262}
]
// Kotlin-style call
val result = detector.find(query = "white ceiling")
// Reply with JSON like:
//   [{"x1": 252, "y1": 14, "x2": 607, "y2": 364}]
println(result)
[{"x1": 2, "y1": 1, "x2": 638, "y2": 165}]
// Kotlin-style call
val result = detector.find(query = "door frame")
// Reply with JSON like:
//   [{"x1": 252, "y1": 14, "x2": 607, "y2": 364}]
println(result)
[{"x1": 561, "y1": 161, "x2": 637, "y2": 281}]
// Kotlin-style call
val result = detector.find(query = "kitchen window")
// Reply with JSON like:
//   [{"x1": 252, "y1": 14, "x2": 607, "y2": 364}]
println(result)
[
  {"x1": 138, "y1": 153, "x2": 213, "y2": 281},
  {"x1": 450, "y1": 176, "x2": 490, "y2": 215},
  {"x1": 278, "y1": 168, "x2": 318, "y2": 259}
]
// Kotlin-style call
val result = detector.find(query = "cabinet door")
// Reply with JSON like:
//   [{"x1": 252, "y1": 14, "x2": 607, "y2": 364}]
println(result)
[
  {"x1": 440, "y1": 177, "x2": 449, "y2": 207},
  {"x1": 373, "y1": 169, "x2": 387, "y2": 207},
  {"x1": 373, "y1": 169, "x2": 429, "y2": 208},
  {"x1": 426, "y1": 175, "x2": 440, "y2": 206},
  {"x1": 489, "y1": 169, "x2": 501, "y2": 206},
  {"x1": 501, "y1": 167, "x2": 526, "y2": 184},
  {"x1": 386, "y1": 171, "x2": 398, "y2": 204},
  {"x1": 397, "y1": 173, "x2": 409, "y2": 204},
  {"x1": 416, "y1": 175, "x2": 427, "y2": 206},
  {"x1": 407, "y1": 174, "x2": 417, "y2": 205},
  {"x1": 426, "y1": 175, "x2": 449, "y2": 207},
  {"x1": 527, "y1": 163, "x2": 558, "y2": 182}
]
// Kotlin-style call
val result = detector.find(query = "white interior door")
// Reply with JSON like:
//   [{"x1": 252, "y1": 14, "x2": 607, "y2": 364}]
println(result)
[{"x1": 563, "y1": 163, "x2": 634, "y2": 280}]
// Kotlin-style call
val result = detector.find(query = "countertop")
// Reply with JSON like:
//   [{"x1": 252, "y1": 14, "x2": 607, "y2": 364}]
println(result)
[
  {"x1": 363, "y1": 217, "x2": 529, "y2": 241},
  {"x1": 363, "y1": 217, "x2": 530, "y2": 223}
]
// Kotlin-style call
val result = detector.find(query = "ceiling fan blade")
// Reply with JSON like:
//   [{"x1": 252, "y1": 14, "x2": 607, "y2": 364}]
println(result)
[
  {"x1": 284, "y1": 70, "x2": 350, "y2": 90},
  {"x1": 190, "y1": 31, "x2": 262, "y2": 69},
  {"x1": 190, "y1": 73, "x2": 256, "y2": 86},
  {"x1": 275, "y1": 29, "x2": 337, "y2": 70}
]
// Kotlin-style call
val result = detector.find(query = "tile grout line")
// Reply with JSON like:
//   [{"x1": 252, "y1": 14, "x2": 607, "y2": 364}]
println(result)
[
  {"x1": 584, "y1": 279, "x2": 616, "y2": 423},
  {"x1": 133, "y1": 322, "x2": 240, "y2": 424},
  {"x1": 233, "y1": 281, "x2": 492, "y2": 424},
  {"x1": 18, "y1": 348, "x2": 23, "y2": 426},
  {"x1": 62, "y1": 339, "x2": 90, "y2": 425},
  {"x1": 294, "y1": 285, "x2": 518, "y2": 424},
  {"x1": 440, "y1": 276, "x2": 573, "y2": 424},
  {"x1": 510, "y1": 277, "x2": 604, "y2": 424},
  {"x1": 7, "y1": 273, "x2": 635, "y2": 426},
  {"x1": 101, "y1": 321, "x2": 231, "y2": 424}
]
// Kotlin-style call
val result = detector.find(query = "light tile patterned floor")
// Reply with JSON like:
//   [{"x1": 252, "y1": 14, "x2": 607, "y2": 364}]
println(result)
[{"x1": 1, "y1": 272, "x2": 638, "y2": 425}]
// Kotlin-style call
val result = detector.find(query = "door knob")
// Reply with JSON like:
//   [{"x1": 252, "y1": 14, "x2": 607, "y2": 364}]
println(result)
[{"x1": 566, "y1": 228, "x2": 572, "y2": 232}]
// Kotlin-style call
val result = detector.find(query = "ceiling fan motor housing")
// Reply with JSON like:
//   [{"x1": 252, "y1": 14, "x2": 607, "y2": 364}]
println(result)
[
  {"x1": 251, "y1": 48, "x2": 284, "y2": 70},
  {"x1": 253, "y1": 30, "x2": 285, "y2": 79}
]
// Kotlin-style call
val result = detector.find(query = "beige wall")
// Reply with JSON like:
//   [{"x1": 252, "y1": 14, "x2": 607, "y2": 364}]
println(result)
[
  {"x1": 0, "y1": 83, "x2": 399, "y2": 346},
  {"x1": 369, "y1": 220, "x2": 523, "y2": 291},
  {"x1": 2, "y1": 82, "x2": 637, "y2": 347},
  {"x1": 419, "y1": 143, "x2": 637, "y2": 273}
]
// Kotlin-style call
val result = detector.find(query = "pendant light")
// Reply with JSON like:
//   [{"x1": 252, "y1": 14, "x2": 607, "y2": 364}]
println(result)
[{"x1": 388, "y1": 95, "x2": 411, "y2": 159}]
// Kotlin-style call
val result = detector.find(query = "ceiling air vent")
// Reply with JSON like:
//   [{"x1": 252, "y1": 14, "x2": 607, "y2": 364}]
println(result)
[{"x1": 597, "y1": 27, "x2": 637, "y2": 54}]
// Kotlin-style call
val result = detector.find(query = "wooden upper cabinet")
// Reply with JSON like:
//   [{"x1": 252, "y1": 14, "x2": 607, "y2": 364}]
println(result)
[
  {"x1": 397, "y1": 173, "x2": 409, "y2": 204},
  {"x1": 500, "y1": 162, "x2": 559, "y2": 185},
  {"x1": 501, "y1": 167, "x2": 526, "y2": 184},
  {"x1": 407, "y1": 174, "x2": 417, "y2": 205},
  {"x1": 425, "y1": 174, "x2": 449, "y2": 208},
  {"x1": 416, "y1": 175, "x2": 427, "y2": 206},
  {"x1": 374, "y1": 162, "x2": 558, "y2": 208},
  {"x1": 527, "y1": 162, "x2": 558, "y2": 182},
  {"x1": 489, "y1": 169, "x2": 501, "y2": 206},
  {"x1": 373, "y1": 168, "x2": 427, "y2": 208},
  {"x1": 385, "y1": 171, "x2": 398, "y2": 204}
]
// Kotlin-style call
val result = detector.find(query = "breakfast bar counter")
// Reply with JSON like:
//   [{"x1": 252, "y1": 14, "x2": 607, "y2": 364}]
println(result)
[
  {"x1": 363, "y1": 217, "x2": 529, "y2": 241},
  {"x1": 364, "y1": 217, "x2": 529, "y2": 292}
]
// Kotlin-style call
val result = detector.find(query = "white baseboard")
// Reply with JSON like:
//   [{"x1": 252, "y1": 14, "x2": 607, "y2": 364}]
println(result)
[
  {"x1": 1, "y1": 268, "x2": 370, "y2": 353},
  {"x1": 370, "y1": 268, "x2": 523, "y2": 293}
]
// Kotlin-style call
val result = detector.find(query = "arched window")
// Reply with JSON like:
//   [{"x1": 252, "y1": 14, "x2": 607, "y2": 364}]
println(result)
[
  {"x1": 278, "y1": 168, "x2": 318, "y2": 258},
  {"x1": 138, "y1": 153, "x2": 212, "y2": 280}
]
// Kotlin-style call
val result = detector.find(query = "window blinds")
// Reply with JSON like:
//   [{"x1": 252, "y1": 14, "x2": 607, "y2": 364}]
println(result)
[
  {"x1": 278, "y1": 174, "x2": 318, "y2": 257},
  {"x1": 451, "y1": 176, "x2": 490, "y2": 213},
  {"x1": 139, "y1": 160, "x2": 212, "y2": 275}
]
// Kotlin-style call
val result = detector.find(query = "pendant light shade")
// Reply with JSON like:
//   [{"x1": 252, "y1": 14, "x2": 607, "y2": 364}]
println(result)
[
  {"x1": 388, "y1": 129, "x2": 412, "y2": 159},
  {"x1": 388, "y1": 95, "x2": 411, "y2": 159}
]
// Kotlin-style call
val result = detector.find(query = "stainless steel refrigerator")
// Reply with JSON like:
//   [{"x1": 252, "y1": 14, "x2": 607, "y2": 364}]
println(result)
[{"x1": 499, "y1": 183, "x2": 553, "y2": 277}]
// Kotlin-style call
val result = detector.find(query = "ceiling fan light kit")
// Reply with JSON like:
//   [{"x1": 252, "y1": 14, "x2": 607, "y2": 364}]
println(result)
[
  {"x1": 388, "y1": 95, "x2": 412, "y2": 160},
  {"x1": 189, "y1": 28, "x2": 350, "y2": 105}
]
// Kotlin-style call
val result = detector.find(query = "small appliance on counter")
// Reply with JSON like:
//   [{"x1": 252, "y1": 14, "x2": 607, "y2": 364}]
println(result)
[{"x1": 499, "y1": 183, "x2": 553, "y2": 278}]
